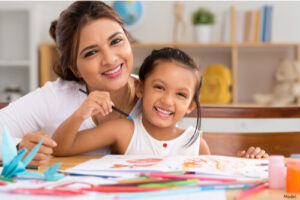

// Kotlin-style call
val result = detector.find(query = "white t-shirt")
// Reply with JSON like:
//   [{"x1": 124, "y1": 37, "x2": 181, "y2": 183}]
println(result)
[
  {"x1": 125, "y1": 113, "x2": 201, "y2": 156},
  {"x1": 0, "y1": 78, "x2": 142, "y2": 156}
]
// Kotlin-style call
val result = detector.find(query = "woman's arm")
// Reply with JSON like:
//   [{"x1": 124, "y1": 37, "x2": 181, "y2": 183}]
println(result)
[
  {"x1": 199, "y1": 137, "x2": 211, "y2": 155},
  {"x1": 0, "y1": 84, "x2": 58, "y2": 165}
]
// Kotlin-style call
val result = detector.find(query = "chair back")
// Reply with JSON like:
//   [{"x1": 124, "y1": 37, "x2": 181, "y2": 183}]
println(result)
[
  {"x1": 0, "y1": 102, "x2": 8, "y2": 109},
  {"x1": 186, "y1": 106, "x2": 300, "y2": 157}
]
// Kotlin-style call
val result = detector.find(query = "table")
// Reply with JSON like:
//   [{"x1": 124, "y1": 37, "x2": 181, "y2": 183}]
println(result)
[{"x1": 40, "y1": 156, "x2": 298, "y2": 200}]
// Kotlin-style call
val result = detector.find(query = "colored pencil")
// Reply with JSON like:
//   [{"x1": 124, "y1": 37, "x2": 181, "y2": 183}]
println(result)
[
  {"x1": 142, "y1": 172, "x2": 237, "y2": 182},
  {"x1": 79, "y1": 88, "x2": 133, "y2": 119},
  {"x1": 82, "y1": 186, "x2": 167, "y2": 192},
  {"x1": 117, "y1": 183, "x2": 254, "y2": 199},
  {"x1": 101, "y1": 178, "x2": 188, "y2": 187},
  {"x1": 139, "y1": 179, "x2": 198, "y2": 187},
  {"x1": 0, "y1": 176, "x2": 15, "y2": 182},
  {"x1": 0, "y1": 163, "x2": 38, "y2": 170},
  {"x1": 236, "y1": 183, "x2": 268, "y2": 199}
]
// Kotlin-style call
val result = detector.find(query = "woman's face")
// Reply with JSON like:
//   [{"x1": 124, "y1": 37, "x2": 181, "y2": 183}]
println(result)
[{"x1": 76, "y1": 18, "x2": 133, "y2": 92}]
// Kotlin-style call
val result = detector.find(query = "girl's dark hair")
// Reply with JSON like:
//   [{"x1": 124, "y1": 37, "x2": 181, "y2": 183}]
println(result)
[
  {"x1": 49, "y1": 1, "x2": 128, "y2": 82},
  {"x1": 139, "y1": 47, "x2": 202, "y2": 146}
]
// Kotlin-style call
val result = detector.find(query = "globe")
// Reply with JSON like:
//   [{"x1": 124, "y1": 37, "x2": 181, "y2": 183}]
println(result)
[{"x1": 113, "y1": 1, "x2": 143, "y2": 29}]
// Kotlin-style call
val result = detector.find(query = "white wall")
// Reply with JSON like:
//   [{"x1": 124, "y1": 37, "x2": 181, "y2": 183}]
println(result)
[{"x1": 33, "y1": 1, "x2": 300, "y2": 45}]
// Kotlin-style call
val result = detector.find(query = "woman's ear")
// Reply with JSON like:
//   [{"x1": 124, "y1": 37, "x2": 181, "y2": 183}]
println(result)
[
  {"x1": 70, "y1": 66, "x2": 82, "y2": 78},
  {"x1": 134, "y1": 79, "x2": 143, "y2": 98},
  {"x1": 186, "y1": 100, "x2": 197, "y2": 114}
]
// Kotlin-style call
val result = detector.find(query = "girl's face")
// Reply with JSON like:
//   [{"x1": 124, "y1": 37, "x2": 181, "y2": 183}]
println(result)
[
  {"x1": 138, "y1": 61, "x2": 197, "y2": 129},
  {"x1": 76, "y1": 18, "x2": 133, "y2": 92}
]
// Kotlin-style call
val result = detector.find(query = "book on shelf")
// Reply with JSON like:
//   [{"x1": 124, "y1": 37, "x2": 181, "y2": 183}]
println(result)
[{"x1": 222, "y1": 5, "x2": 273, "y2": 43}]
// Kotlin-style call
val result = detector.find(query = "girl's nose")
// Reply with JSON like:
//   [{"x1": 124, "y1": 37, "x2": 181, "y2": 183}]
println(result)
[
  {"x1": 161, "y1": 93, "x2": 174, "y2": 106},
  {"x1": 101, "y1": 48, "x2": 117, "y2": 66}
]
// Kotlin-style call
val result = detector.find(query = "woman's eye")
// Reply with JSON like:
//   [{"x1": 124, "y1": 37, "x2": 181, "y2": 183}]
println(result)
[
  {"x1": 111, "y1": 38, "x2": 122, "y2": 45},
  {"x1": 84, "y1": 50, "x2": 98, "y2": 58}
]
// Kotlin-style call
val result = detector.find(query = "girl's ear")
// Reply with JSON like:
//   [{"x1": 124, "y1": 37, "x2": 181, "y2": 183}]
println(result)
[
  {"x1": 134, "y1": 79, "x2": 143, "y2": 98},
  {"x1": 186, "y1": 100, "x2": 197, "y2": 114}
]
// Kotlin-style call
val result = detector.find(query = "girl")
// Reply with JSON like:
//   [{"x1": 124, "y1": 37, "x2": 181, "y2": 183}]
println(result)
[{"x1": 53, "y1": 47, "x2": 210, "y2": 156}]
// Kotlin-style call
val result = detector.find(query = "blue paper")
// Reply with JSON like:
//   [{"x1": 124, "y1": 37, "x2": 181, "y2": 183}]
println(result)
[{"x1": 0, "y1": 125, "x2": 64, "y2": 180}]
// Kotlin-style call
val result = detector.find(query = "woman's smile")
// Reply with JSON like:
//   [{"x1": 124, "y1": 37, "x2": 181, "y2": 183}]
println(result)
[{"x1": 102, "y1": 63, "x2": 123, "y2": 78}]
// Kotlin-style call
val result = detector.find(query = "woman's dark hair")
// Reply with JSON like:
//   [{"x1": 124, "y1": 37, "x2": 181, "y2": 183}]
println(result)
[
  {"x1": 49, "y1": 1, "x2": 128, "y2": 82},
  {"x1": 139, "y1": 47, "x2": 202, "y2": 146}
]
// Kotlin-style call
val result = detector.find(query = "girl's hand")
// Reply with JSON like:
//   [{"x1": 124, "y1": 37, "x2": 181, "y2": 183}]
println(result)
[
  {"x1": 76, "y1": 91, "x2": 114, "y2": 120},
  {"x1": 237, "y1": 146, "x2": 269, "y2": 159}
]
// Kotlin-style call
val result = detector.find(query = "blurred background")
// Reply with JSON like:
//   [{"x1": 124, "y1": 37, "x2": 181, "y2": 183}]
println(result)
[{"x1": 1, "y1": 1, "x2": 300, "y2": 107}]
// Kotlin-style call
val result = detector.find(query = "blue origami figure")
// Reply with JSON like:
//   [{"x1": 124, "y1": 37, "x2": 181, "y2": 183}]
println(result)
[{"x1": 1, "y1": 126, "x2": 64, "y2": 181}]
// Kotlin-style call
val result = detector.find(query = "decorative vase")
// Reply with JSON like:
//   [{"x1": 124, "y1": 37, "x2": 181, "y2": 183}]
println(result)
[{"x1": 195, "y1": 24, "x2": 212, "y2": 43}]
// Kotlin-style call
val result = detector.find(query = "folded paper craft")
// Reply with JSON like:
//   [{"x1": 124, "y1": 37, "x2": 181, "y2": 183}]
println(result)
[{"x1": 0, "y1": 126, "x2": 64, "y2": 181}]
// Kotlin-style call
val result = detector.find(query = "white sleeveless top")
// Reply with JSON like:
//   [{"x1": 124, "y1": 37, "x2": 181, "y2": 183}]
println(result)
[{"x1": 125, "y1": 113, "x2": 201, "y2": 156}]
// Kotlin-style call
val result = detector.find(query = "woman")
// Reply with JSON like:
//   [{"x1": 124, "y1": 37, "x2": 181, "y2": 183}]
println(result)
[{"x1": 0, "y1": 1, "x2": 140, "y2": 165}]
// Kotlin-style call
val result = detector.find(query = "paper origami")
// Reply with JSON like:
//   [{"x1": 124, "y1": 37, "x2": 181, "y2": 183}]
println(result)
[{"x1": 0, "y1": 126, "x2": 64, "y2": 181}]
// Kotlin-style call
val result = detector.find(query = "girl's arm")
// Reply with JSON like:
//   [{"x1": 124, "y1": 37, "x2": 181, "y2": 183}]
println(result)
[
  {"x1": 52, "y1": 112, "x2": 131, "y2": 156},
  {"x1": 199, "y1": 137, "x2": 211, "y2": 155},
  {"x1": 52, "y1": 90, "x2": 116, "y2": 156}
]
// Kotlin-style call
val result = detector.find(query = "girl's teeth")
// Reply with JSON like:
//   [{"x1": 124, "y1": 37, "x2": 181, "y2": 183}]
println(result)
[
  {"x1": 104, "y1": 65, "x2": 121, "y2": 75},
  {"x1": 156, "y1": 107, "x2": 172, "y2": 115}
]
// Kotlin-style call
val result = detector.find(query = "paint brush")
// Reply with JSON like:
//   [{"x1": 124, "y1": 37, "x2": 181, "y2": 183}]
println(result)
[{"x1": 79, "y1": 88, "x2": 133, "y2": 119}]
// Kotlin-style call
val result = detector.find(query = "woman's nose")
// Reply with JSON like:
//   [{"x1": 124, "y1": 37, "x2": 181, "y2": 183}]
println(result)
[{"x1": 101, "y1": 48, "x2": 117, "y2": 66}]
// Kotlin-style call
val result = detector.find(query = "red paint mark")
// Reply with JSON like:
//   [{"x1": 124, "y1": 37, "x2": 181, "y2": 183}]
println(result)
[{"x1": 126, "y1": 158, "x2": 163, "y2": 164}]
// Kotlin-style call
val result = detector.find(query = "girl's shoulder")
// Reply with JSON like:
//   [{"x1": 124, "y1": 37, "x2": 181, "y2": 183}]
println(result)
[{"x1": 102, "y1": 118, "x2": 134, "y2": 130}]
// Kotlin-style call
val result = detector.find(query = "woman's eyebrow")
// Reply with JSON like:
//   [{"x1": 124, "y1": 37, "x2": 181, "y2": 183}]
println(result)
[
  {"x1": 108, "y1": 31, "x2": 123, "y2": 40},
  {"x1": 79, "y1": 32, "x2": 123, "y2": 56},
  {"x1": 79, "y1": 44, "x2": 98, "y2": 56}
]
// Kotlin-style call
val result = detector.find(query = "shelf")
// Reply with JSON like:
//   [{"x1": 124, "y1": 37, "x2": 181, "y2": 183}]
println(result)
[
  {"x1": 38, "y1": 42, "x2": 300, "y2": 107},
  {"x1": 132, "y1": 42, "x2": 299, "y2": 48},
  {"x1": 0, "y1": 60, "x2": 30, "y2": 67}
]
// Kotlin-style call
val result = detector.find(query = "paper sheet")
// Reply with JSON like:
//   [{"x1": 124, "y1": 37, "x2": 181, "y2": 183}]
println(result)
[{"x1": 64, "y1": 155, "x2": 268, "y2": 179}]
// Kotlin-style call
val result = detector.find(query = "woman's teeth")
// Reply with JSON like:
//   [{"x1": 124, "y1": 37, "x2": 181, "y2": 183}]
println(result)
[{"x1": 104, "y1": 65, "x2": 121, "y2": 75}]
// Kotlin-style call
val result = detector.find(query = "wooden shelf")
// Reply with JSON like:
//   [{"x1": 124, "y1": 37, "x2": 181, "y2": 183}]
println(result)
[
  {"x1": 132, "y1": 42, "x2": 299, "y2": 48},
  {"x1": 39, "y1": 42, "x2": 300, "y2": 107}
]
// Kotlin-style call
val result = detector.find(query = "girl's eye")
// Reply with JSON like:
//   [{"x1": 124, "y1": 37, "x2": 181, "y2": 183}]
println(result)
[
  {"x1": 154, "y1": 85, "x2": 164, "y2": 90},
  {"x1": 111, "y1": 38, "x2": 122, "y2": 45},
  {"x1": 84, "y1": 50, "x2": 98, "y2": 58},
  {"x1": 177, "y1": 92, "x2": 187, "y2": 98}
]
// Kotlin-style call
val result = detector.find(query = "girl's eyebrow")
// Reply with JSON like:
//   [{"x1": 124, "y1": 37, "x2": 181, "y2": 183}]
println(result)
[
  {"x1": 152, "y1": 79, "x2": 190, "y2": 91},
  {"x1": 79, "y1": 32, "x2": 123, "y2": 56}
]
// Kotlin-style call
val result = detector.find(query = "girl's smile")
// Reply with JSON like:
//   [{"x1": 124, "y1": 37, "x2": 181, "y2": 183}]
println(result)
[{"x1": 154, "y1": 106, "x2": 174, "y2": 118}]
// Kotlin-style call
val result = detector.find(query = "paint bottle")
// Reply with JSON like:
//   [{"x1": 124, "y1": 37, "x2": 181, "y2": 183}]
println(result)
[
  {"x1": 268, "y1": 155, "x2": 285, "y2": 189},
  {"x1": 286, "y1": 158, "x2": 300, "y2": 193}
]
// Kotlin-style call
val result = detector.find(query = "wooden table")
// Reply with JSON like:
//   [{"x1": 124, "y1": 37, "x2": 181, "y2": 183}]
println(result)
[{"x1": 41, "y1": 156, "x2": 298, "y2": 200}]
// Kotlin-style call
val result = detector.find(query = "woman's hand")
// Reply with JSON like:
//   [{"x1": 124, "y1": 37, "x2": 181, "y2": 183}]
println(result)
[
  {"x1": 76, "y1": 91, "x2": 114, "y2": 120},
  {"x1": 237, "y1": 146, "x2": 269, "y2": 159},
  {"x1": 18, "y1": 132, "x2": 57, "y2": 166}
]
